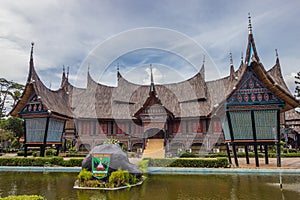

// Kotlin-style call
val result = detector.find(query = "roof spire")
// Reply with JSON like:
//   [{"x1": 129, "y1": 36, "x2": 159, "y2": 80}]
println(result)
[
  {"x1": 27, "y1": 42, "x2": 35, "y2": 83},
  {"x1": 117, "y1": 63, "x2": 121, "y2": 81},
  {"x1": 229, "y1": 52, "x2": 235, "y2": 76},
  {"x1": 240, "y1": 51, "x2": 244, "y2": 65},
  {"x1": 248, "y1": 13, "x2": 252, "y2": 34},
  {"x1": 67, "y1": 66, "x2": 69, "y2": 79},
  {"x1": 275, "y1": 49, "x2": 280, "y2": 64},
  {"x1": 229, "y1": 52, "x2": 233, "y2": 66},
  {"x1": 149, "y1": 64, "x2": 156, "y2": 95}
]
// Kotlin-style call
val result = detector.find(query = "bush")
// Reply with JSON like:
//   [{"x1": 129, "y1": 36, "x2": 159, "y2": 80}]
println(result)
[
  {"x1": 281, "y1": 152, "x2": 300, "y2": 157},
  {"x1": 138, "y1": 159, "x2": 149, "y2": 173},
  {"x1": 78, "y1": 168, "x2": 92, "y2": 186},
  {"x1": 179, "y1": 152, "x2": 198, "y2": 158},
  {"x1": 45, "y1": 149, "x2": 57, "y2": 156},
  {"x1": 0, "y1": 157, "x2": 82, "y2": 167},
  {"x1": 108, "y1": 169, "x2": 130, "y2": 188},
  {"x1": 0, "y1": 195, "x2": 46, "y2": 200},
  {"x1": 147, "y1": 157, "x2": 229, "y2": 168}
]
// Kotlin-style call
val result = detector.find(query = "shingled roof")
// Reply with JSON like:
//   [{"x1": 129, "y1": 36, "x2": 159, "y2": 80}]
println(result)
[{"x1": 11, "y1": 17, "x2": 299, "y2": 119}]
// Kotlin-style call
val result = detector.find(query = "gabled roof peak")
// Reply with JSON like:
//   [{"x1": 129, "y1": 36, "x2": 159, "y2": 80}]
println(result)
[
  {"x1": 245, "y1": 14, "x2": 260, "y2": 66},
  {"x1": 248, "y1": 13, "x2": 253, "y2": 34}
]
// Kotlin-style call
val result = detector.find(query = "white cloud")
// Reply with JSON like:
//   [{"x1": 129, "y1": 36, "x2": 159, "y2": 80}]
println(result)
[{"x1": 0, "y1": 0, "x2": 299, "y2": 95}]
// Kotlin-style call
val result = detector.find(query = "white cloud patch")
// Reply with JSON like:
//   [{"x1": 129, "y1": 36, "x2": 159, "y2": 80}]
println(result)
[{"x1": 0, "y1": 0, "x2": 299, "y2": 95}]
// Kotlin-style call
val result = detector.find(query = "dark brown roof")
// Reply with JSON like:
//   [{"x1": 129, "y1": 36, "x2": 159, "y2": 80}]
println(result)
[{"x1": 11, "y1": 27, "x2": 299, "y2": 119}]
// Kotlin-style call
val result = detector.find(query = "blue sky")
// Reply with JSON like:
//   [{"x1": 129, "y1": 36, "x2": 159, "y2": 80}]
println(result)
[{"x1": 1, "y1": 0, "x2": 300, "y2": 93}]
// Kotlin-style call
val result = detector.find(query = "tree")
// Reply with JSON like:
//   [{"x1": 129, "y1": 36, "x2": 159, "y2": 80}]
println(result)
[
  {"x1": 3, "y1": 117, "x2": 24, "y2": 138},
  {"x1": 0, "y1": 78, "x2": 24, "y2": 117},
  {"x1": 295, "y1": 71, "x2": 300, "y2": 99}
]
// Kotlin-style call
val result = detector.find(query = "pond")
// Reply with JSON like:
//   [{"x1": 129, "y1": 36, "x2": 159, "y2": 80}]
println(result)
[{"x1": 0, "y1": 172, "x2": 299, "y2": 200}]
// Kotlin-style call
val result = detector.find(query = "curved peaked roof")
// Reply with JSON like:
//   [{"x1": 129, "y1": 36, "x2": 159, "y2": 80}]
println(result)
[
  {"x1": 11, "y1": 19, "x2": 299, "y2": 119},
  {"x1": 10, "y1": 44, "x2": 73, "y2": 118}
]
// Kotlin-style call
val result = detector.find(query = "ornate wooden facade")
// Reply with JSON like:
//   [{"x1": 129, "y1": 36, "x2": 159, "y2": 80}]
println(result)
[{"x1": 10, "y1": 17, "x2": 299, "y2": 160}]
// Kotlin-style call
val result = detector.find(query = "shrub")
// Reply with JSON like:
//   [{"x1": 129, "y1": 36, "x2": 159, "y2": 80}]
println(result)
[
  {"x1": 281, "y1": 152, "x2": 300, "y2": 157},
  {"x1": 108, "y1": 169, "x2": 130, "y2": 188},
  {"x1": 45, "y1": 149, "x2": 57, "y2": 156},
  {"x1": 78, "y1": 168, "x2": 92, "y2": 186},
  {"x1": 138, "y1": 159, "x2": 149, "y2": 173},
  {"x1": 0, "y1": 157, "x2": 82, "y2": 167},
  {"x1": 147, "y1": 157, "x2": 229, "y2": 168},
  {"x1": 179, "y1": 152, "x2": 198, "y2": 158},
  {"x1": 0, "y1": 195, "x2": 46, "y2": 200}
]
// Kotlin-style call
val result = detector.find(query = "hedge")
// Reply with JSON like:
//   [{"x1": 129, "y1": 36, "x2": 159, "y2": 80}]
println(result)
[
  {"x1": 0, "y1": 157, "x2": 83, "y2": 167},
  {"x1": 0, "y1": 195, "x2": 46, "y2": 200},
  {"x1": 146, "y1": 157, "x2": 229, "y2": 168}
]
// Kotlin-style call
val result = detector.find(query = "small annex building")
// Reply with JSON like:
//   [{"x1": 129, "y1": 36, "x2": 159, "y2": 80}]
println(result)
[{"x1": 10, "y1": 16, "x2": 299, "y2": 165}]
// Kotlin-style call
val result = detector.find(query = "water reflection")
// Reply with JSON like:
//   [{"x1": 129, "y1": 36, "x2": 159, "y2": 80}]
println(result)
[{"x1": 0, "y1": 172, "x2": 299, "y2": 200}]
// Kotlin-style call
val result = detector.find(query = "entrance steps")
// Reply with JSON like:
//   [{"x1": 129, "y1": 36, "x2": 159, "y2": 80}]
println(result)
[{"x1": 142, "y1": 139, "x2": 165, "y2": 159}]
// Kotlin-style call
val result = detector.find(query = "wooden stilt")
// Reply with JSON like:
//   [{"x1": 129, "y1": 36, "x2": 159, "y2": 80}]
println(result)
[
  {"x1": 232, "y1": 143, "x2": 239, "y2": 167},
  {"x1": 264, "y1": 144, "x2": 269, "y2": 164},
  {"x1": 24, "y1": 145, "x2": 28, "y2": 157},
  {"x1": 245, "y1": 145, "x2": 250, "y2": 164},
  {"x1": 40, "y1": 145, "x2": 45, "y2": 157},
  {"x1": 277, "y1": 110, "x2": 281, "y2": 167},
  {"x1": 254, "y1": 143, "x2": 259, "y2": 167},
  {"x1": 226, "y1": 143, "x2": 232, "y2": 164}
]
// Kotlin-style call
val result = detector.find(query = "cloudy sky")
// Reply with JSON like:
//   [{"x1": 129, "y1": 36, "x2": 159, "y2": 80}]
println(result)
[{"x1": 1, "y1": 0, "x2": 300, "y2": 93}]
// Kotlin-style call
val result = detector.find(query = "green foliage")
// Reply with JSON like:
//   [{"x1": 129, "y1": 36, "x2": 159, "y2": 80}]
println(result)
[
  {"x1": 2, "y1": 117, "x2": 24, "y2": 138},
  {"x1": 0, "y1": 157, "x2": 82, "y2": 167},
  {"x1": 104, "y1": 138, "x2": 119, "y2": 144},
  {"x1": 147, "y1": 157, "x2": 229, "y2": 168},
  {"x1": 138, "y1": 159, "x2": 149, "y2": 173},
  {"x1": 0, "y1": 78, "x2": 24, "y2": 117},
  {"x1": 179, "y1": 152, "x2": 198, "y2": 158},
  {"x1": 61, "y1": 158, "x2": 83, "y2": 167},
  {"x1": 108, "y1": 169, "x2": 130, "y2": 188},
  {"x1": 281, "y1": 152, "x2": 300, "y2": 157},
  {"x1": 45, "y1": 149, "x2": 57, "y2": 156},
  {"x1": 78, "y1": 168, "x2": 92, "y2": 186},
  {"x1": 0, "y1": 195, "x2": 46, "y2": 200},
  {"x1": 295, "y1": 71, "x2": 300, "y2": 98}
]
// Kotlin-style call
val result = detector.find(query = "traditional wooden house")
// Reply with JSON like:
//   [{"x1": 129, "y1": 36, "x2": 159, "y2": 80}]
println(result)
[{"x1": 10, "y1": 16, "x2": 299, "y2": 160}]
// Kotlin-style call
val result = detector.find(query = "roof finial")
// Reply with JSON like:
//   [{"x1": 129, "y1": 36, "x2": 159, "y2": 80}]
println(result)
[
  {"x1": 229, "y1": 52, "x2": 233, "y2": 66},
  {"x1": 202, "y1": 54, "x2": 205, "y2": 65},
  {"x1": 149, "y1": 64, "x2": 156, "y2": 94},
  {"x1": 30, "y1": 42, "x2": 34, "y2": 60},
  {"x1": 67, "y1": 66, "x2": 69, "y2": 79},
  {"x1": 87, "y1": 63, "x2": 90, "y2": 72},
  {"x1": 150, "y1": 64, "x2": 154, "y2": 84},
  {"x1": 117, "y1": 63, "x2": 119, "y2": 72},
  {"x1": 62, "y1": 65, "x2": 65, "y2": 74},
  {"x1": 248, "y1": 13, "x2": 252, "y2": 34},
  {"x1": 241, "y1": 51, "x2": 244, "y2": 64},
  {"x1": 275, "y1": 49, "x2": 278, "y2": 58}
]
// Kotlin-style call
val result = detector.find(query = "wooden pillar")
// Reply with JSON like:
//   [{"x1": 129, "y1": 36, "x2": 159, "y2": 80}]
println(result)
[
  {"x1": 232, "y1": 143, "x2": 239, "y2": 167},
  {"x1": 24, "y1": 145, "x2": 28, "y2": 157},
  {"x1": 226, "y1": 143, "x2": 232, "y2": 164},
  {"x1": 245, "y1": 145, "x2": 250, "y2": 164},
  {"x1": 23, "y1": 119, "x2": 27, "y2": 157},
  {"x1": 277, "y1": 110, "x2": 281, "y2": 167},
  {"x1": 251, "y1": 111, "x2": 259, "y2": 167},
  {"x1": 41, "y1": 117, "x2": 50, "y2": 157},
  {"x1": 253, "y1": 143, "x2": 259, "y2": 167},
  {"x1": 55, "y1": 145, "x2": 60, "y2": 156},
  {"x1": 226, "y1": 111, "x2": 238, "y2": 166},
  {"x1": 264, "y1": 144, "x2": 269, "y2": 164}
]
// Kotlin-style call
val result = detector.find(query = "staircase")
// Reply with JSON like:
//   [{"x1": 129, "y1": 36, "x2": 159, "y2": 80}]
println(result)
[{"x1": 142, "y1": 139, "x2": 165, "y2": 159}]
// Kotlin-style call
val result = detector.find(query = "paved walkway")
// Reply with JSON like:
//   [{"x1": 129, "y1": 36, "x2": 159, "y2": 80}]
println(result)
[{"x1": 231, "y1": 157, "x2": 300, "y2": 169}]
